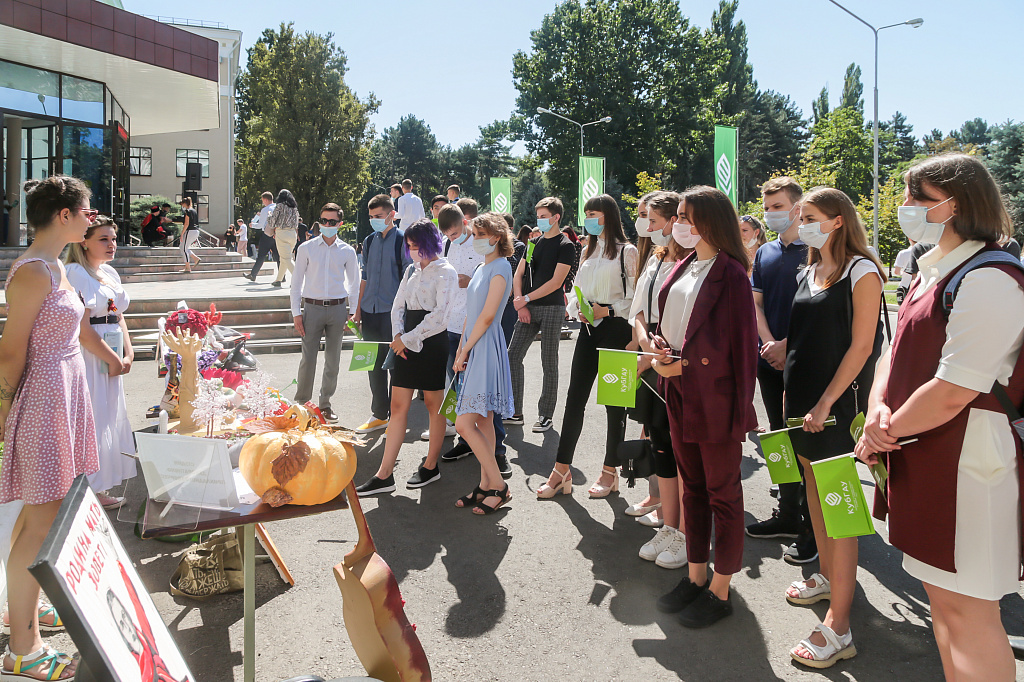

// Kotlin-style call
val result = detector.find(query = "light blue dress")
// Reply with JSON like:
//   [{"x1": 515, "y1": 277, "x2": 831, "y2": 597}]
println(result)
[{"x1": 456, "y1": 257, "x2": 515, "y2": 418}]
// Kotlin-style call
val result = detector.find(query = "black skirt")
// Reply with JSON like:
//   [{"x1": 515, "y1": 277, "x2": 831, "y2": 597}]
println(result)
[{"x1": 391, "y1": 308, "x2": 448, "y2": 391}]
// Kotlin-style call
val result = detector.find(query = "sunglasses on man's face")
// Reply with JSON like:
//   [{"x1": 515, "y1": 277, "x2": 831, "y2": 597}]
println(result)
[{"x1": 319, "y1": 218, "x2": 341, "y2": 226}]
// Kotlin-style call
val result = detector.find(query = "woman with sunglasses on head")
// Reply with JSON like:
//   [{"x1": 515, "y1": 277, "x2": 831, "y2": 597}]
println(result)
[
  {"x1": 782, "y1": 187, "x2": 885, "y2": 669},
  {"x1": 0, "y1": 176, "x2": 100, "y2": 679},
  {"x1": 63, "y1": 215, "x2": 136, "y2": 513},
  {"x1": 537, "y1": 194, "x2": 638, "y2": 499},
  {"x1": 739, "y1": 214, "x2": 767, "y2": 274},
  {"x1": 651, "y1": 186, "x2": 757, "y2": 628},
  {"x1": 630, "y1": 191, "x2": 691, "y2": 569},
  {"x1": 356, "y1": 219, "x2": 458, "y2": 496},
  {"x1": 857, "y1": 154, "x2": 1024, "y2": 681}
]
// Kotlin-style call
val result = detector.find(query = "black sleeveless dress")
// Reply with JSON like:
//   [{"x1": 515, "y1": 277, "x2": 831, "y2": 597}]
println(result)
[{"x1": 784, "y1": 258, "x2": 883, "y2": 462}]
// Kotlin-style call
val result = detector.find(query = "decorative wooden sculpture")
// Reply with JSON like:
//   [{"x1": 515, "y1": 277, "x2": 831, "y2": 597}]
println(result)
[
  {"x1": 334, "y1": 483, "x2": 431, "y2": 682},
  {"x1": 160, "y1": 328, "x2": 203, "y2": 432}
]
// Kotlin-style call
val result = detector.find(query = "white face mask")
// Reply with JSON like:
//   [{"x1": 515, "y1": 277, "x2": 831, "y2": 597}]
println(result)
[
  {"x1": 473, "y1": 237, "x2": 496, "y2": 256},
  {"x1": 763, "y1": 209, "x2": 795, "y2": 232},
  {"x1": 672, "y1": 221, "x2": 701, "y2": 249},
  {"x1": 744, "y1": 237, "x2": 758, "y2": 249},
  {"x1": 635, "y1": 216, "x2": 650, "y2": 233},
  {"x1": 797, "y1": 221, "x2": 832, "y2": 250},
  {"x1": 649, "y1": 226, "x2": 671, "y2": 247},
  {"x1": 897, "y1": 196, "x2": 954, "y2": 244}
]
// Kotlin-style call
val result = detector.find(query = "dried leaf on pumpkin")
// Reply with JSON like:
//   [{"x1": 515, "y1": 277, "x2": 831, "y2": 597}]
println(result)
[
  {"x1": 262, "y1": 487, "x2": 293, "y2": 507},
  {"x1": 271, "y1": 440, "x2": 310, "y2": 486},
  {"x1": 244, "y1": 414, "x2": 300, "y2": 434}
]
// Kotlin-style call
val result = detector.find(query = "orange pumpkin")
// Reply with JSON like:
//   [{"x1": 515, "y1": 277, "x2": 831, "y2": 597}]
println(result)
[{"x1": 239, "y1": 410, "x2": 357, "y2": 506}]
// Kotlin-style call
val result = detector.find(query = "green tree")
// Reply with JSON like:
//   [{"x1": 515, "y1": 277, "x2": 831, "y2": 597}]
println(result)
[
  {"x1": 955, "y1": 117, "x2": 992, "y2": 149},
  {"x1": 840, "y1": 63, "x2": 864, "y2": 113},
  {"x1": 370, "y1": 115, "x2": 446, "y2": 194},
  {"x1": 857, "y1": 174, "x2": 906, "y2": 267},
  {"x1": 812, "y1": 86, "x2": 830, "y2": 124},
  {"x1": 988, "y1": 121, "x2": 1024, "y2": 236},
  {"x1": 803, "y1": 107, "x2": 873, "y2": 202},
  {"x1": 235, "y1": 24, "x2": 377, "y2": 224}
]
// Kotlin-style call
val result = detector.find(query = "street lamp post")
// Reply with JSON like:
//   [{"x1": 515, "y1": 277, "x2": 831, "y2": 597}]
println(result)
[
  {"x1": 536, "y1": 107, "x2": 612, "y2": 157},
  {"x1": 827, "y1": 1, "x2": 923, "y2": 252}
]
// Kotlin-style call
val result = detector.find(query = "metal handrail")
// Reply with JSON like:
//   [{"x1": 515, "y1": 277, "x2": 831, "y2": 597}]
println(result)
[{"x1": 142, "y1": 15, "x2": 227, "y2": 28}]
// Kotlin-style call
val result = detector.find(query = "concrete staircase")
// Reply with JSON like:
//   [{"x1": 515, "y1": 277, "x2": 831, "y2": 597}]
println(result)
[{"x1": 0, "y1": 246, "x2": 271, "y2": 284}]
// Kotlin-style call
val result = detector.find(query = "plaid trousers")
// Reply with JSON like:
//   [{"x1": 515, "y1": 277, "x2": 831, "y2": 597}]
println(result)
[{"x1": 508, "y1": 304, "x2": 564, "y2": 418}]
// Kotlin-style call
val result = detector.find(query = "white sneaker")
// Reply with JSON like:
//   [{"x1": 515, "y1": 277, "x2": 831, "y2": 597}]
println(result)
[
  {"x1": 421, "y1": 424, "x2": 456, "y2": 441},
  {"x1": 637, "y1": 510, "x2": 664, "y2": 528},
  {"x1": 639, "y1": 525, "x2": 676, "y2": 562},
  {"x1": 655, "y1": 529, "x2": 688, "y2": 569}
]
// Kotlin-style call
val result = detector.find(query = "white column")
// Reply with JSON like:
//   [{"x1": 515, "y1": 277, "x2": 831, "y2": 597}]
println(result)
[{"x1": 5, "y1": 116, "x2": 22, "y2": 247}]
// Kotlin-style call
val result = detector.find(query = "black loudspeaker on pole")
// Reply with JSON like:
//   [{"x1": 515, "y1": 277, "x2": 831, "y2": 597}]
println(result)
[{"x1": 184, "y1": 162, "x2": 203, "y2": 191}]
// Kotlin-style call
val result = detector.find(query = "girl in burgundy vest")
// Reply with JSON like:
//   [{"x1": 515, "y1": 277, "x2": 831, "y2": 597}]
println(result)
[
  {"x1": 783, "y1": 188, "x2": 885, "y2": 669},
  {"x1": 857, "y1": 153, "x2": 1024, "y2": 681},
  {"x1": 651, "y1": 186, "x2": 758, "y2": 628}
]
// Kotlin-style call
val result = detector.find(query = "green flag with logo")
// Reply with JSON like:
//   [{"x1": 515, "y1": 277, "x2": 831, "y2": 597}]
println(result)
[
  {"x1": 578, "y1": 156, "x2": 605, "y2": 224},
  {"x1": 348, "y1": 341, "x2": 378, "y2": 371},
  {"x1": 573, "y1": 285, "x2": 594, "y2": 325},
  {"x1": 713, "y1": 125, "x2": 738, "y2": 205},
  {"x1": 850, "y1": 412, "x2": 889, "y2": 500},
  {"x1": 439, "y1": 374, "x2": 460, "y2": 421},
  {"x1": 346, "y1": 320, "x2": 362, "y2": 340},
  {"x1": 489, "y1": 177, "x2": 512, "y2": 214},
  {"x1": 757, "y1": 428, "x2": 803, "y2": 484},
  {"x1": 596, "y1": 349, "x2": 637, "y2": 408},
  {"x1": 811, "y1": 454, "x2": 875, "y2": 539},
  {"x1": 525, "y1": 240, "x2": 536, "y2": 263}
]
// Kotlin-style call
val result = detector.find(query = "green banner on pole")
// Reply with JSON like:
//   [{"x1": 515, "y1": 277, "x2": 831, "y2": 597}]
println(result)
[
  {"x1": 596, "y1": 349, "x2": 637, "y2": 408},
  {"x1": 348, "y1": 341, "x2": 378, "y2": 371},
  {"x1": 489, "y1": 177, "x2": 512, "y2": 214},
  {"x1": 578, "y1": 156, "x2": 605, "y2": 224},
  {"x1": 811, "y1": 454, "x2": 875, "y2": 539},
  {"x1": 757, "y1": 428, "x2": 803, "y2": 484},
  {"x1": 713, "y1": 125, "x2": 738, "y2": 205},
  {"x1": 573, "y1": 285, "x2": 594, "y2": 325}
]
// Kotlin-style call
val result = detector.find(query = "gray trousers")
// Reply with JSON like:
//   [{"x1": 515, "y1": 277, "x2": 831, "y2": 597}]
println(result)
[
  {"x1": 295, "y1": 300, "x2": 349, "y2": 410},
  {"x1": 508, "y1": 303, "x2": 564, "y2": 419}
]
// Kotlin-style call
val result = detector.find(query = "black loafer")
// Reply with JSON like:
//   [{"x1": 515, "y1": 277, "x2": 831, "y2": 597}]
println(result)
[
  {"x1": 440, "y1": 441, "x2": 472, "y2": 462},
  {"x1": 678, "y1": 589, "x2": 733, "y2": 628},
  {"x1": 355, "y1": 474, "x2": 396, "y2": 497},
  {"x1": 407, "y1": 464, "x2": 441, "y2": 489},
  {"x1": 496, "y1": 453, "x2": 513, "y2": 479},
  {"x1": 656, "y1": 576, "x2": 707, "y2": 614}
]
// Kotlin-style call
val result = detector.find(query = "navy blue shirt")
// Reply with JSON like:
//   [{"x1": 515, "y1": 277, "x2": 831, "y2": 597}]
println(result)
[{"x1": 751, "y1": 237, "x2": 808, "y2": 369}]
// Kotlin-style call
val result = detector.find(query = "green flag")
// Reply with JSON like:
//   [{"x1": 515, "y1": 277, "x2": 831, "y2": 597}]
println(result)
[
  {"x1": 573, "y1": 285, "x2": 594, "y2": 325},
  {"x1": 348, "y1": 341, "x2": 378, "y2": 371},
  {"x1": 346, "y1": 320, "x2": 362, "y2": 340},
  {"x1": 713, "y1": 125, "x2": 738, "y2": 205},
  {"x1": 596, "y1": 349, "x2": 637, "y2": 408},
  {"x1": 757, "y1": 428, "x2": 803, "y2": 484},
  {"x1": 811, "y1": 454, "x2": 875, "y2": 539},
  {"x1": 489, "y1": 177, "x2": 512, "y2": 214},
  {"x1": 785, "y1": 416, "x2": 837, "y2": 428},
  {"x1": 578, "y1": 156, "x2": 605, "y2": 224},
  {"x1": 525, "y1": 240, "x2": 536, "y2": 263},
  {"x1": 850, "y1": 412, "x2": 888, "y2": 500},
  {"x1": 440, "y1": 375, "x2": 460, "y2": 421}
]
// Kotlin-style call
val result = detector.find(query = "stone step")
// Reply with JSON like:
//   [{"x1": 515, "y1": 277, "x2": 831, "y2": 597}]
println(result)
[
  {"x1": 115, "y1": 260, "x2": 255, "y2": 275},
  {"x1": 130, "y1": 293, "x2": 293, "y2": 315},
  {"x1": 131, "y1": 332, "x2": 359, "y2": 360},
  {"x1": 122, "y1": 307, "x2": 293, "y2": 330},
  {"x1": 128, "y1": 321, "x2": 298, "y2": 343},
  {"x1": 120, "y1": 267, "x2": 272, "y2": 284}
]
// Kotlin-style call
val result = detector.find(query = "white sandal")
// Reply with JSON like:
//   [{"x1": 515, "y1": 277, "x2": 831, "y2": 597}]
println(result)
[
  {"x1": 786, "y1": 572, "x2": 831, "y2": 605},
  {"x1": 625, "y1": 501, "x2": 661, "y2": 517},
  {"x1": 2, "y1": 644, "x2": 76, "y2": 680},
  {"x1": 790, "y1": 623, "x2": 856, "y2": 669}
]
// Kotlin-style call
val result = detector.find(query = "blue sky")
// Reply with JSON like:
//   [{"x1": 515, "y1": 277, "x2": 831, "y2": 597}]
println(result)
[{"x1": 130, "y1": 0, "x2": 1022, "y2": 149}]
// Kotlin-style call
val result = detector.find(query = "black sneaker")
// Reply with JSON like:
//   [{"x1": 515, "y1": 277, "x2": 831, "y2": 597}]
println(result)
[
  {"x1": 407, "y1": 464, "x2": 440, "y2": 489},
  {"x1": 440, "y1": 441, "x2": 472, "y2": 462},
  {"x1": 271, "y1": 281, "x2": 282, "y2": 288},
  {"x1": 784, "y1": 533, "x2": 819, "y2": 565},
  {"x1": 656, "y1": 576, "x2": 707, "y2": 614},
  {"x1": 355, "y1": 474, "x2": 396, "y2": 497},
  {"x1": 503, "y1": 414, "x2": 525, "y2": 426},
  {"x1": 496, "y1": 454, "x2": 513, "y2": 479},
  {"x1": 320, "y1": 407, "x2": 338, "y2": 422},
  {"x1": 678, "y1": 589, "x2": 733, "y2": 628},
  {"x1": 532, "y1": 417, "x2": 553, "y2": 433},
  {"x1": 745, "y1": 509, "x2": 801, "y2": 539}
]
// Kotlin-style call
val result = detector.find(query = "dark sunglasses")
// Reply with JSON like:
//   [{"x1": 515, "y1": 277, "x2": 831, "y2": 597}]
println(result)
[{"x1": 319, "y1": 218, "x2": 341, "y2": 226}]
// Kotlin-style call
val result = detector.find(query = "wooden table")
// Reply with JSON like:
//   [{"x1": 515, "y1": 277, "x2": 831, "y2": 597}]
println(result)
[{"x1": 140, "y1": 494, "x2": 349, "y2": 682}]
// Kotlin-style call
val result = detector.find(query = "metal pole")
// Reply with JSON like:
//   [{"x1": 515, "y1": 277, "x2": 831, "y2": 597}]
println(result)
[
  {"x1": 872, "y1": 29, "x2": 880, "y2": 252},
  {"x1": 579, "y1": 122, "x2": 584, "y2": 157}
]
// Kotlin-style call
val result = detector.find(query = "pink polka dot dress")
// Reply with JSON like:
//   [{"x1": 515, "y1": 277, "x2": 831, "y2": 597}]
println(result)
[{"x1": 1, "y1": 258, "x2": 99, "y2": 505}]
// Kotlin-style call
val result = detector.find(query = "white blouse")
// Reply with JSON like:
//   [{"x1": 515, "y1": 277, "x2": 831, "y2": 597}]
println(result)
[
  {"x1": 629, "y1": 253, "x2": 676, "y2": 325},
  {"x1": 566, "y1": 238, "x2": 638, "y2": 325},
  {"x1": 660, "y1": 256, "x2": 716, "y2": 349},
  {"x1": 798, "y1": 257, "x2": 883, "y2": 296},
  {"x1": 65, "y1": 263, "x2": 130, "y2": 319},
  {"x1": 391, "y1": 257, "x2": 458, "y2": 353}
]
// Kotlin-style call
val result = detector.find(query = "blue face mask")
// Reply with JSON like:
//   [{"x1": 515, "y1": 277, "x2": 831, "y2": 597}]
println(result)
[
  {"x1": 537, "y1": 217, "x2": 551, "y2": 230},
  {"x1": 320, "y1": 226, "x2": 338, "y2": 239},
  {"x1": 583, "y1": 217, "x2": 603, "y2": 235},
  {"x1": 370, "y1": 218, "x2": 387, "y2": 232},
  {"x1": 453, "y1": 230, "x2": 470, "y2": 245}
]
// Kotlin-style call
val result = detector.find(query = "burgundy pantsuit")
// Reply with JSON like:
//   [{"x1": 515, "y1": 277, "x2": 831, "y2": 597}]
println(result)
[{"x1": 658, "y1": 252, "x2": 759, "y2": 575}]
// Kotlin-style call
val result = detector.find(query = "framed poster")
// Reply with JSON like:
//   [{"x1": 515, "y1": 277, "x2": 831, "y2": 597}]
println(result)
[{"x1": 29, "y1": 476, "x2": 195, "y2": 682}]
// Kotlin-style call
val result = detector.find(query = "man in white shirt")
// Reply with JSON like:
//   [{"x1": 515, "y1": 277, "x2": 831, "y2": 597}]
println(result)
[
  {"x1": 291, "y1": 202, "x2": 361, "y2": 421},
  {"x1": 396, "y1": 179, "x2": 425, "y2": 228},
  {"x1": 246, "y1": 191, "x2": 280, "y2": 281}
]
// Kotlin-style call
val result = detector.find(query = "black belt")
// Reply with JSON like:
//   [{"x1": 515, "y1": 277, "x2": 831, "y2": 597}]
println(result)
[
  {"x1": 303, "y1": 297, "x2": 348, "y2": 307},
  {"x1": 89, "y1": 315, "x2": 120, "y2": 325}
]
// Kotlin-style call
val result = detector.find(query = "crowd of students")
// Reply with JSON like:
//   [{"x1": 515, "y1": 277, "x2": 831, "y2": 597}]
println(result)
[{"x1": 0, "y1": 150, "x2": 1022, "y2": 678}]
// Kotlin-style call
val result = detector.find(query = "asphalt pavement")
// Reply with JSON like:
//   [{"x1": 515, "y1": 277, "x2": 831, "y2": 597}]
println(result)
[{"x1": 103, "y1": 328, "x2": 1024, "y2": 681}]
